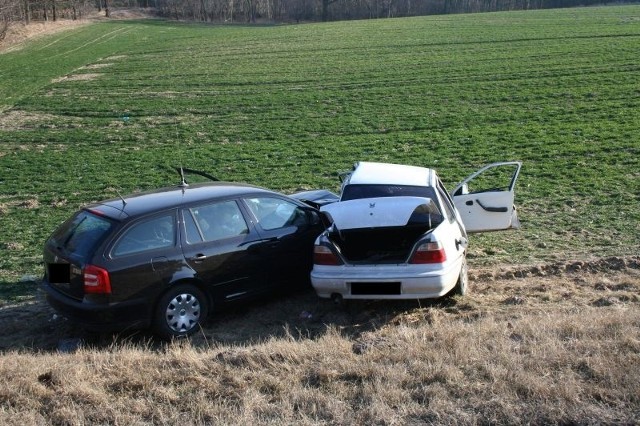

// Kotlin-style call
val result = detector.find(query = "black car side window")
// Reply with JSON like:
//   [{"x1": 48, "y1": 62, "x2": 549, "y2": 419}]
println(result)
[
  {"x1": 112, "y1": 214, "x2": 175, "y2": 257},
  {"x1": 184, "y1": 200, "x2": 249, "y2": 244},
  {"x1": 245, "y1": 197, "x2": 307, "y2": 231}
]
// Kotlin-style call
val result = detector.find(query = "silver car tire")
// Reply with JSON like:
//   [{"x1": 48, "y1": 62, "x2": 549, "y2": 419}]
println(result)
[
  {"x1": 453, "y1": 255, "x2": 468, "y2": 296},
  {"x1": 154, "y1": 284, "x2": 208, "y2": 340}
]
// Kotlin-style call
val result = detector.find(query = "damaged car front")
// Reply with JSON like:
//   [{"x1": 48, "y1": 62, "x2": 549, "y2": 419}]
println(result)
[{"x1": 310, "y1": 161, "x2": 521, "y2": 301}]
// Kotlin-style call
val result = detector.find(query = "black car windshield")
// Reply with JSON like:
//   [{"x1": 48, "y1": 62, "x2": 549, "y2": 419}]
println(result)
[
  {"x1": 341, "y1": 184, "x2": 438, "y2": 202},
  {"x1": 49, "y1": 210, "x2": 115, "y2": 262}
]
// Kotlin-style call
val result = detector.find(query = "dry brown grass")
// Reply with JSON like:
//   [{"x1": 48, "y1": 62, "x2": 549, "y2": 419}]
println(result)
[
  {"x1": 0, "y1": 257, "x2": 638, "y2": 424},
  {"x1": 0, "y1": 111, "x2": 58, "y2": 131},
  {"x1": 0, "y1": 19, "x2": 93, "y2": 54},
  {"x1": 0, "y1": 9, "x2": 155, "y2": 54}
]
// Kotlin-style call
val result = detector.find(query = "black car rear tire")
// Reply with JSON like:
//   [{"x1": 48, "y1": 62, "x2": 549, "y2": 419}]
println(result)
[
  {"x1": 153, "y1": 284, "x2": 208, "y2": 340},
  {"x1": 453, "y1": 255, "x2": 468, "y2": 296}
]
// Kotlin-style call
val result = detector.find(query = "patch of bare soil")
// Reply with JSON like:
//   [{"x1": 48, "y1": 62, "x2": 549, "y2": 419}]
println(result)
[
  {"x1": 51, "y1": 73, "x2": 102, "y2": 83},
  {"x1": 81, "y1": 63, "x2": 113, "y2": 70},
  {"x1": 0, "y1": 111, "x2": 57, "y2": 130},
  {"x1": 0, "y1": 110, "x2": 83, "y2": 131}
]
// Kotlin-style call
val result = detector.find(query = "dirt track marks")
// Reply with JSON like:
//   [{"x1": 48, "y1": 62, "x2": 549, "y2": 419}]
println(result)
[{"x1": 471, "y1": 256, "x2": 639, "y2": 281}]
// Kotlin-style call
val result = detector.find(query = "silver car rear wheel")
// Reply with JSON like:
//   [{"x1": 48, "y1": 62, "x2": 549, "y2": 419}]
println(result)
[{"x1": 454, "y1": 255, "x2": 468, "y2": 296}]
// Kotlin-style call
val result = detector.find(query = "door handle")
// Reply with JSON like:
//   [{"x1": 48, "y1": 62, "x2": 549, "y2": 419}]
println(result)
[
  {"x1": 465, "y1": 200, "x2": 473, "y2": 206},
  {"x1": 475, "y1": 199, "x2": 508, "y2": 213},
  {"x1": 192, "y1": 254, "x2": 207, "y2": 262},
  {"x1": 265, "y1": 237, "x2": 280, "y2": 248}
]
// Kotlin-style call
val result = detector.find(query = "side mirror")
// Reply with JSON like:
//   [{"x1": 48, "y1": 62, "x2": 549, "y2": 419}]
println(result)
[
  {"x1": 454, "y1": 183, "x2": 469, "y2": 196},
  {"x1": 307, "y1": 210, "x2": 321, "y2": 226}
]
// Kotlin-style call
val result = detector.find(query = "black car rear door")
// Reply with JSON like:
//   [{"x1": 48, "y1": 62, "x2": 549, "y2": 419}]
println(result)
[
  {"x1": 106, "y1": 211, "x2": 183, "y2": 302},
  {"x1": 180, "y1": 199, "x2": 271, "y2": 301}
]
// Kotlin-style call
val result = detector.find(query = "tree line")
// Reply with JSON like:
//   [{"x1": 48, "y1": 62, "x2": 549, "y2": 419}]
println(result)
[
  {"x1": 1, "y1": 1, "x2": 93, "y2": 41},
  {"x1": 149, "y1": 0, "x2": 636, "y2": 23},
  {"x1": 1, "y1": 0, "x2": 636, "y2": 42}
]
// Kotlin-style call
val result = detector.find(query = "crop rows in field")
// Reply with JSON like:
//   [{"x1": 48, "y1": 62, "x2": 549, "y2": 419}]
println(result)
[{"x1": 0, "y1": 6, "x2": 639, "y2": 291}]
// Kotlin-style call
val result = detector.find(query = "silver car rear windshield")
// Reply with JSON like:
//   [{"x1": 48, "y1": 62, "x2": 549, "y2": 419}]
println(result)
[{"x1": 341, "y1": 184, "x2": 438, "y2": 202}]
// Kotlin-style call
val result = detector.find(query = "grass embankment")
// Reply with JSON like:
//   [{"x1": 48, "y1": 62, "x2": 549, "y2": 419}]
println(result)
[
  {"x1": 1, "y1": 258, "x2": 638, "y2": 423},
  {"x1": 0, "y1": 6, "x2": 639, "y2": 424}
]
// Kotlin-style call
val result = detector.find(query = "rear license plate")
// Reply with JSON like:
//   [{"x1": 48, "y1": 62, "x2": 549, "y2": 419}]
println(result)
[
  {"x1": 350, "y1": 282, "x2": 401, "y2": 295},
  {"x1": 48, "y1": 263, "x2": 71, "y2": 283}
]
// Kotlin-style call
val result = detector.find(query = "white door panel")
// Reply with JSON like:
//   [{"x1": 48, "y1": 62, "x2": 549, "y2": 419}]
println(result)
[
  {"x1": 452, "y1": 162, "x2": 522, "y2": 233},
  {"x1": 453, "y1": 191, "x2": 516, "y2": 232}
]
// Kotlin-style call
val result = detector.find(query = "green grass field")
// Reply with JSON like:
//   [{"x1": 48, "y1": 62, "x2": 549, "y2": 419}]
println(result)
[{"x1": 1, "y1": 6, "x2": 639, "y2": 299}]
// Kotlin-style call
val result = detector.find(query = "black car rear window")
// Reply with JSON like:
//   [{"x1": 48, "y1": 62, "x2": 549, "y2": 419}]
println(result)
[
  {"x1": 341, "y1": 184, "x2": 438, "y2": 201},
  {"x1": 49, "y1": 210, "x2": 115, "y2": 262}
]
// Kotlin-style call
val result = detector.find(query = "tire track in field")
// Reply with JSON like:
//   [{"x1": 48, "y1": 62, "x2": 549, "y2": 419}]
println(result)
[
  {"x1": 36, "y1": 30, "x2": 84, "y2": 51},
  {"x1": 49, "y1": 26, "x2": 133, "y2": 59}
]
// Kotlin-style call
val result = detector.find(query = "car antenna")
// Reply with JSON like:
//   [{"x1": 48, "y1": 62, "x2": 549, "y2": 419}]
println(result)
[
  {"x1": 178, "y1": 166, "x2": 189, "y2": 188},
  {"x1": 115, "y1": 189, "x2": 127, "y2": 208}
]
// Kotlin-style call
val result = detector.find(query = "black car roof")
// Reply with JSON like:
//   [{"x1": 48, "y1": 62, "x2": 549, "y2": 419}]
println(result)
[{"x1": 86, "y1": 182, "x2": 281, "y2": 220}]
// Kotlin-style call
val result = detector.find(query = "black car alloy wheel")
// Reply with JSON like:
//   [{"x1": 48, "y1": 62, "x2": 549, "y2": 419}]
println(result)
[{"x1": 154, "y1": 284, "x2": 208, "y2": 339}]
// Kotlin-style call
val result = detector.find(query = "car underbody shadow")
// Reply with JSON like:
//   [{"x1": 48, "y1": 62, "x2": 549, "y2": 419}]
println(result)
[
  {"x1": 190, "y1": 287, "x2": 462, "y2": 347},
  {"x1": 0, "y1": 284, "x2": 463, "y2": 352}
]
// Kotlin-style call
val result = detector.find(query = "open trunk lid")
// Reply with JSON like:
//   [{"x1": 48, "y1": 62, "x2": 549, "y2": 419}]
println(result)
[{"x1": 320, "y1": 196, "x2": 441, "y2": 230}]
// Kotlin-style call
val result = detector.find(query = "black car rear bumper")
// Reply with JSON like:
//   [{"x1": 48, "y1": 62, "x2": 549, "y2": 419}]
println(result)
[{"x1": 43, "y1": 282, "x2": 151, "y2": 332}]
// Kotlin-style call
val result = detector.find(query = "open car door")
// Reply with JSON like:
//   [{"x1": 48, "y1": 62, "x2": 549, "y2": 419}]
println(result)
[{"x1": 451, "y1": 162, "x2": 522, "y2": 233}]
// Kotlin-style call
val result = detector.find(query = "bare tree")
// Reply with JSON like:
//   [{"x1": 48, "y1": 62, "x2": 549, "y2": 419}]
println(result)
[
  {"x1": 245, "y1": 0, "x2": 256, "y2": 21},
  {"x1": 0, "y1": 17, "x2": 7, "y2": 42},
  {"x1": 151, "y1": 0, "x2": 639, "y2": 24},
  {"x1": 321, "y1": 0, "x2": 339, "y2": 21}
]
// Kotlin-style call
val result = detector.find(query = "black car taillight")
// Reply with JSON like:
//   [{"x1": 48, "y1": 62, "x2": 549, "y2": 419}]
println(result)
[{"x1": 83, "y1": 265, "x2": 111, "y2": 294}]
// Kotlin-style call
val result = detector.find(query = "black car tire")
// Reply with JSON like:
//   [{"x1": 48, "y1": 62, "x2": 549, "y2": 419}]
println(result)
[
  {"x1": 153, "y1": 284, "x2": 208, "y2": 340},
  {"x1": 453, "y1": 255, "x2": 468, "y2": 296}
]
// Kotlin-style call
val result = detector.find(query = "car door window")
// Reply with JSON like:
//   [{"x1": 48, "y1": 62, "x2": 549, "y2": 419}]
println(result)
[
  {"x1": 184, "y1": 200, "x2": 249, "y2": 244},
  {"x1": 460, "y1": 164, "x2": 520, "y2": 194},
  {"x1": 245, "y1": 197, "x2": 307, "y2": 231},
  {"x1": 112, "y1": 214, "x2": 175, "y2": 257}
]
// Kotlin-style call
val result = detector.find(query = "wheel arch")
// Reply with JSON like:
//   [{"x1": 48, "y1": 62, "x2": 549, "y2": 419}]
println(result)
[{"x1": 153, "y1": 277, "x2": 213, "y2": 322}]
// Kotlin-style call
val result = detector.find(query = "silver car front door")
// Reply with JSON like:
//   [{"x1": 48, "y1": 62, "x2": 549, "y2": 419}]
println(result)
[{"x1": 451, "y1": 162, "x2": 522, "y2": 233}]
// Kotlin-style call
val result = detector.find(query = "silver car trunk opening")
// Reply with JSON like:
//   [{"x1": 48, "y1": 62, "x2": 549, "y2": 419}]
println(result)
[
  {"x1": 328, "y1": 224, "x2": 433, "y2": 264},
  {"x1": 322, "y1": 196, "x2": 443, "y2": 265}
]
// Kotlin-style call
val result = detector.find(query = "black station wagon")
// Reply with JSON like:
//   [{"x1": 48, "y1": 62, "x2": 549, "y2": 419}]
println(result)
[{"x1": 42, "y1": 182, "x2": 324, "y2": 339}]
